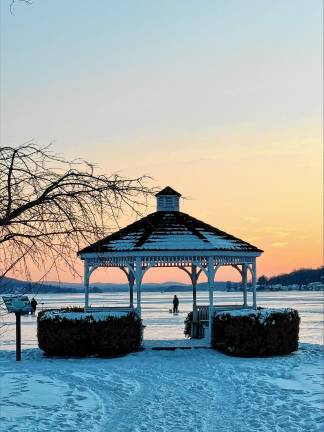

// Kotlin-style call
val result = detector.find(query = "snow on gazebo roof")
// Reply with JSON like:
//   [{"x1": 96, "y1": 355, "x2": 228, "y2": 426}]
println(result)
[{"x1": 78, "y1": 187, "x2": 262, "y2": 255}]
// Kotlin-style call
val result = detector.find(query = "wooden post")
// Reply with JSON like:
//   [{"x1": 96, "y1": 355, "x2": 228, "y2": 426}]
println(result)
[
  {"x1": 135, "y1": 257, "x2": 142, "y2": 317},
  {"x1": 242, "y1": 264, "x2": 248, "y2": 307},
  {"x1": 192, "y1": 264, "x2": 197, "y2": 309},
  {"x1": 84, "y1": 260, "x2": 90, "y2": 310},
  {"x1": 207, "y1": 257, "x2": 215, "y2": 344},
  {"x1": 15, "y1": 312, "x2": 21, "y2": 362},
  {"x1": 191, "y1": 264, "x2": 198, "y2": 338},
  {"x1": 179, "y1": 264, "x2": 200, "y2": 338},
  {"x1": 252, "y1": 260, "x2": 257, "y2": 308},
  {"x1": 129, "y1": 270, "x2": 135, "y2": 308}
]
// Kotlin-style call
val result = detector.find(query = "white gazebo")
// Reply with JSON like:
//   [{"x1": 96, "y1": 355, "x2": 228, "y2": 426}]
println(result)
[{"x1": 78, "y1": 187, "x2": 263, "y2": 343}]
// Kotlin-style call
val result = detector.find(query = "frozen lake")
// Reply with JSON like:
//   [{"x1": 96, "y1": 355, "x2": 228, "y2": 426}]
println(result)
[
  {"x1": 1, "y1": 291, "x2": 323, "y2": 349},
  {"x1": 1, "y1": 291, "x2": 323, "y2": 432}
]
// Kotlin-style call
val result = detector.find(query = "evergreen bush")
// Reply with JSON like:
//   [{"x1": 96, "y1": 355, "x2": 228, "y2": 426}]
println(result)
[
  {"x1": 184, "y1": 311, "x2": 193, "y2": 337},
  {"x1": 38, "y1": 309, "x2": 143, "y2": 357},
  {"x1": 212, "y1": 308, "x2": 300, "y2": 357}
]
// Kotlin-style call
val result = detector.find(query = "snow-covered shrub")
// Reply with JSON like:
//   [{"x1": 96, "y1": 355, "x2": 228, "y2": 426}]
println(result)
[
  {"x1": 184, "y1": 312, "x2": 193, "y2": 337},
  {"x1": 184, "y1": 312, "x2": 205, "y2": 338},
  {"x1": 212, "y1": 308, "x2": 300, "y2": 357},
  {"x1": 37, "y1": 309, "x2": 143, "y2": 357}
]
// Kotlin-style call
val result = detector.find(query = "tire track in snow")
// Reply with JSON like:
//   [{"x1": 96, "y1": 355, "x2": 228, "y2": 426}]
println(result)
[{"x1": 103, "y1": 349, "x2": 219, "y2": 432}]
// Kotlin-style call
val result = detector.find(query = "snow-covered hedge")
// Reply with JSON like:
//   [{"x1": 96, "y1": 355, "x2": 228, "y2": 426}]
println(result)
[
  {"x1": 37, "y1": 308, "x2": 143, "y2": 357},
  {"x1": 184, "y1": 312, "x2": 205, "y2": 339},
  {"x1": 212, "y1": 308, "x2": 300, "y2": 357},
  {"x1": 184, "y1": 311, "x2": 193, "y2": 338}
]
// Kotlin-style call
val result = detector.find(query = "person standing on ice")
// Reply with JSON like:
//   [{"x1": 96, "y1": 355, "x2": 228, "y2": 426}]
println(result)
[
  {"x1": 31, "y1": 297, "x2": 38, "y2": 315},
  {"x1": 173, "y1": 295, "x2": 179, "y2": 314}
]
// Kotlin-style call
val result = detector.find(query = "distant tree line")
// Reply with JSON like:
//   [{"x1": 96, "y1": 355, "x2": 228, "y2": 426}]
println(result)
[{"x1": 258, "y1": 267, "x2": 324, "y2": 286}]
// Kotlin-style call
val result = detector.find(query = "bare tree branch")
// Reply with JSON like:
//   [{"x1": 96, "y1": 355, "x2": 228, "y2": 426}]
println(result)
[
  {"x1": 0, "y1": 143, "x2": 155, "y2": 282},
  {"x1": 9, "y1": 0, "x2": 32, "y2": 15}
]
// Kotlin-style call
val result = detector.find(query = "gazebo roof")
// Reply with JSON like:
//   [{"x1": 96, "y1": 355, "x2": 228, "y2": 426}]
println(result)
[{"x1": 78, "y1": 211, "x2": 262, "y2": 255}]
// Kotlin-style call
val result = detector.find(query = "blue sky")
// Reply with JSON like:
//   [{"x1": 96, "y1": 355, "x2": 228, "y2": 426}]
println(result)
[
  {"x1": 0, "y1": 0, "x2": 323, "y2": 280},
  {"x1": 1, "y1": 0, "x2": 322, "y2": 150}
]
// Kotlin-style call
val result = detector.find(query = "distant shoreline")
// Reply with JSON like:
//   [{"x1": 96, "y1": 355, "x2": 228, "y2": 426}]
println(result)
[
  {"x1": 1, "y1": 267, "x2": 323, "y2": 295},
  {"x1": 1, "y1": 287, "x2": 323, "y2": 295}
]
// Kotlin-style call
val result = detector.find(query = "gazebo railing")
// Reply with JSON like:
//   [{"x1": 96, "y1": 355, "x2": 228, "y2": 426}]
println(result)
[
  {"x1": 192, "y1": 304, "x2": 254, "y2": 339},
  {"x1": 192, "y1": 306, "x2": 209, "y2": 338}
]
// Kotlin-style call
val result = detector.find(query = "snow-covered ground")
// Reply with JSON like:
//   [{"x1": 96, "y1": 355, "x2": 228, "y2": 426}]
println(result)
[
  {"x1": 1, "y1": 344, "x2": 323, "y2": 432},
  {"x1": 0, "y1": 292, "x2": 323, "y2": 431}
]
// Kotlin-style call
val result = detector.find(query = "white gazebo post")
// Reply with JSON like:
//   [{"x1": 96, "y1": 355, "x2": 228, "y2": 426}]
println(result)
[
  {"x1": 191, "y1": 264, "x2": 198, "y2": 337},
  {"x1": 129, "y1": 268, "x2": 135, "y2": 308},
  {"x1": 121, "y1": 265, "x2": 135, "y2": 309},
  {"x1": 192, "y1": 264, "x2": 199, "y2": 309},
  {"x1": 179, "y1": 263, "x2": 201, "y2": 338},
  {"x1": 242, "y1": 264, "x2": 248, "y2": 307},
  {"x1": 252, "y1": 259, "x2": 257, "y2": 308},
  {"x1": 179, "y1": 264, "x2": 199, "y2": 309},
  {"x1": 135, "y1": 257, "x2": 143, "y2": 317},
  {"x1": 84, "y1": 259, "x2": 90, "y2": 310},
  {"x1": 207, "y1": 256, "x2": 215, "y2": 343}
]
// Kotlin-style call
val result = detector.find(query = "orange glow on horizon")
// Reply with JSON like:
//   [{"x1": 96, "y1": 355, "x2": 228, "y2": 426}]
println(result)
[{"x1": 5, "y1": 123, "x2": 322, "y2": 284}]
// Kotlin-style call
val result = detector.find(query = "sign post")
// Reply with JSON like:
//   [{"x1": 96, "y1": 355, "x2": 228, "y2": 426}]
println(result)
[
  {"x1": 2, "y1": 295, "x2": 32, "y2": 362},
  {"x1": 15, "y1": 312, "x2": 21, "y2": 361}
]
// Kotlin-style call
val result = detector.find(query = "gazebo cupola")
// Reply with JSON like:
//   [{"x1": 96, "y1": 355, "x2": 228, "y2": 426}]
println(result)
[{"x1": 156, "y1": 186, "x2": 181, "y2": 212}]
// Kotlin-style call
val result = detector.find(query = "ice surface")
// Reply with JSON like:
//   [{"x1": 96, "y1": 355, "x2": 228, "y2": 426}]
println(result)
[{"x1": 1, "y1": 291, "x2": 323, "y2": 350}]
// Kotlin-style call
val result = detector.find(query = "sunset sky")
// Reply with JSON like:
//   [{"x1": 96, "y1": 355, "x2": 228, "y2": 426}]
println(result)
[{"x1": 1, "y1": 1, "x2": 322, "y2": 284}]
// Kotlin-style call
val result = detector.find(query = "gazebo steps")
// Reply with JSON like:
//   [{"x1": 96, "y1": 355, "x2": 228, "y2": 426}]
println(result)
[
  {"x1": 144, "y1": 339, "x2": 209, "y2": 350},
  {"x1": 150, "y1": 346, "x2": 209, "y2": 351}
]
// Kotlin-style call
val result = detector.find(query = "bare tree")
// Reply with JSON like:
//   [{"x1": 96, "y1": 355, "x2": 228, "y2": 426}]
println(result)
[
  {"x1": 9, "y1": 0, "x2": 32, "y2": 14},
  {"x1": 0, "y1": 143, "x2": 153, "y2": 282}
]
